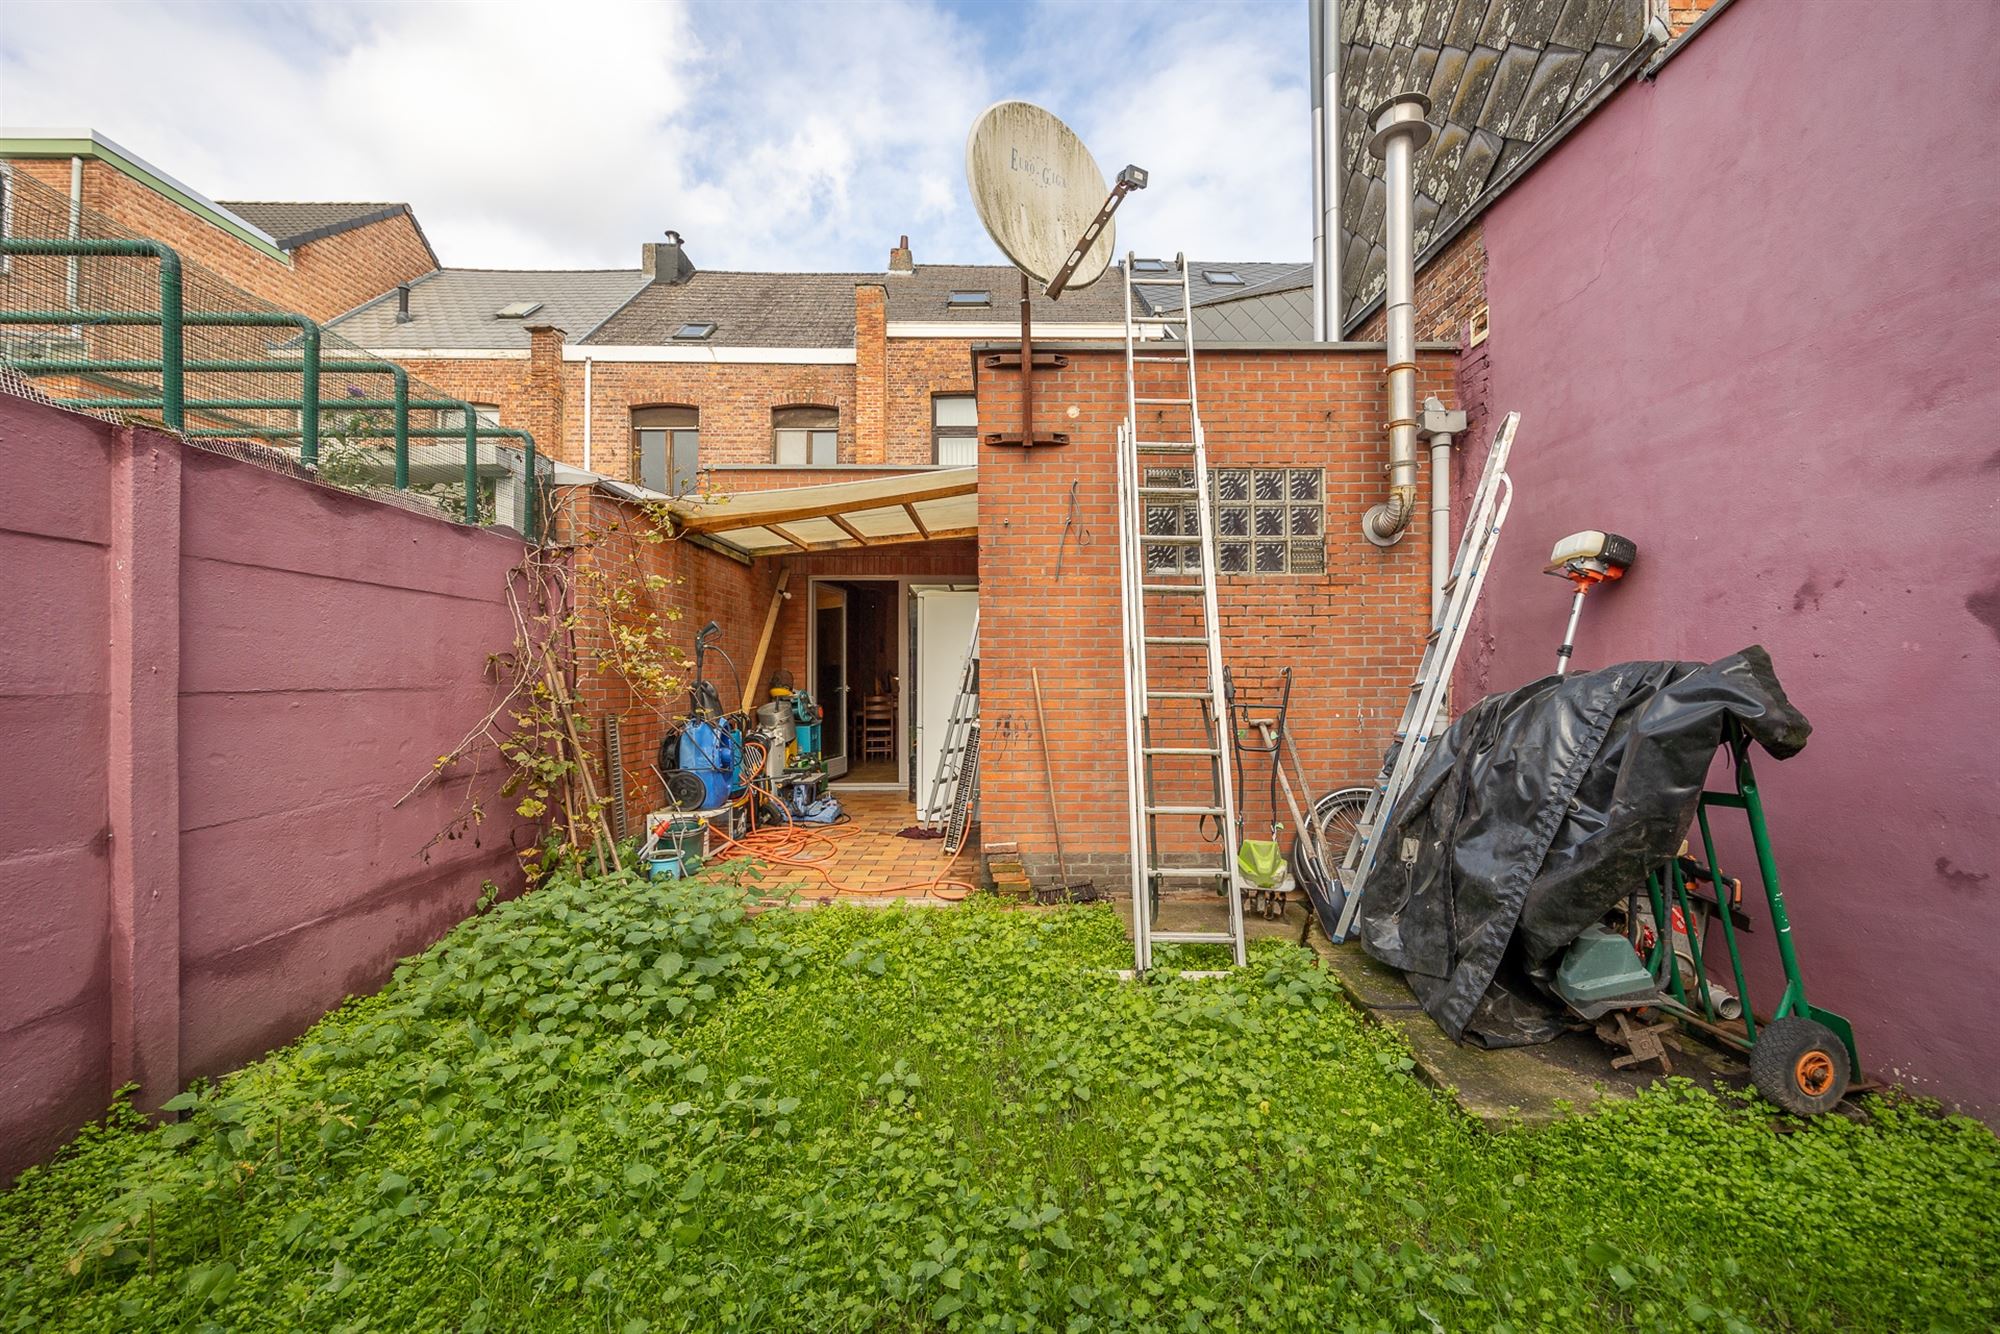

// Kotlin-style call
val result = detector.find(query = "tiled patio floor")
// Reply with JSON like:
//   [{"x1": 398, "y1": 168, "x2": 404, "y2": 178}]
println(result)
[{"x1": 731, "y1": 789, "x2": 979, "y2": 902}]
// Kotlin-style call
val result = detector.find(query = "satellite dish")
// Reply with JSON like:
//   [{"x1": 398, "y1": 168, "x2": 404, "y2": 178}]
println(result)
[{"x1": 966, "y1": 100, "x2": 1115, "y2": 290}]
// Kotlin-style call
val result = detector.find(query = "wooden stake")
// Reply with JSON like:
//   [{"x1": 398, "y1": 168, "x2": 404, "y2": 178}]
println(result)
[{"x1": 741, "y1": 566, "x2": 792, "y2": 710}]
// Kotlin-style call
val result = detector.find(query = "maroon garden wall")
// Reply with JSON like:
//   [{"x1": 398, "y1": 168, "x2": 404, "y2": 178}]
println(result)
[{"x1": 0, "y1": 391, "x2": 534, "y2": 1182}]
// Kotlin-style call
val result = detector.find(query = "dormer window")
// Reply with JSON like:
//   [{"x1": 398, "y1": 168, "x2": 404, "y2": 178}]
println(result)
[
  {"x1": 495, "y1": 300, "x2": 543, "y2": 319},
  {"x1": 945, "y1": 290, "x2": 990, "y2": 309},
  {"x1": 673, "y1": 322, "x2": 717, "y2": 340}
]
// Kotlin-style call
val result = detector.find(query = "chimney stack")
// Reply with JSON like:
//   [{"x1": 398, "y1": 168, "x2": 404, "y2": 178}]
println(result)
[
  {"x1": 642, "y1": 230, "x2": 695, "y2": 285},
  {"x1": 395, "y1": 283, "x2": 412, "y2": 322},
  {"x1": 888, "y1": 234, "x2": 914, "y2": 273}
]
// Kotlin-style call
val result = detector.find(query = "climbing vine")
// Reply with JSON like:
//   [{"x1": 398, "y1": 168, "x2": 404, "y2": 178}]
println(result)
[{"x1": 398, "y1": 487, "x2": 696, "y2": 881}]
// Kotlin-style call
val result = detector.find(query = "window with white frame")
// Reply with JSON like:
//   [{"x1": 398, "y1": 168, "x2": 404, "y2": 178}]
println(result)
[
  {"x1": 1143, "y1": 466, "x2": 1325, "y2": 575},
  {"x1": 932, "y1": 394, "x2": 977, "y2": 466},
  {"x1": 438, "y1": 402, "x2": 501, "y2": 429},
  {"x1": 632, "y1": 405, "x2": 699, "y2": 495},
  {"x1": 773, "y1": 405, "x2": 838, "y2": 466}
]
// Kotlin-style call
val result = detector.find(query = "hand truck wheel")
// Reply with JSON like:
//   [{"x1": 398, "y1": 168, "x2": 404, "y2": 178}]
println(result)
[{"x1": 1750, "y1": 1017, "x2": 1850, "y2": 1116}]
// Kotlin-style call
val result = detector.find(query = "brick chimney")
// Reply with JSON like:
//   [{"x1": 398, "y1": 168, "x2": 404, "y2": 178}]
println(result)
[
  {"x1": 888, "y1": 234, "x2": 913, "y2": 273},
  {"x1": 854, "y1": 284, "x2": 888, "y2": 464},
  {"x1": 525, "y1": 323, "x2": 569, "y2": 464},
  {"x1": 642, "y1": 230, "x2": 695, "y2": 285}
]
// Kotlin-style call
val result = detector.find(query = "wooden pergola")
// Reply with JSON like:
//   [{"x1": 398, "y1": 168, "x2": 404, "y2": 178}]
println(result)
[{"x1": 666, "y1": 468, "x2": 977, "y2": 555}]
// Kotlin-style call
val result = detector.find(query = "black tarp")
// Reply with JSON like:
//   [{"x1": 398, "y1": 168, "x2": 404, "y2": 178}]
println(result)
[{"x1": 1355, "y1": 647, "x2": 1811, "y2": 1047}]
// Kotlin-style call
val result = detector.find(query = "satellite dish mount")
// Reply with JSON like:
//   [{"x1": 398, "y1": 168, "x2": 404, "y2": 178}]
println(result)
[{"x1": 966, "y1": 101, "x2": 1147, "y2": 448}]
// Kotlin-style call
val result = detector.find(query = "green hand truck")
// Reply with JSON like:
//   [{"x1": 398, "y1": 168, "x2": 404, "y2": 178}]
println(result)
[{"x1": 1639, "y1": 719, "x2": 1861, "y2": 1115}]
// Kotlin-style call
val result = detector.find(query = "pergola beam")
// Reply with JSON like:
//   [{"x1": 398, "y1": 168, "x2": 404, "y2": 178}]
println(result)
[
  {"x1": 726, "y1": 524, "x2": 977, "y2": 557},
  {"x1": 827, "y1": 513, "x2": 872, "y2": 546},
  {"x1": 671, "y1": 476, "x2": 976, "y2": 534}
]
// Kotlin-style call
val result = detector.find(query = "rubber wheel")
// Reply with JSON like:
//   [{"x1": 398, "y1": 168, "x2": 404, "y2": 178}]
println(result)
[{"x1": 1750, "y1": 1017, "x2": 1850, "y2": 1116}]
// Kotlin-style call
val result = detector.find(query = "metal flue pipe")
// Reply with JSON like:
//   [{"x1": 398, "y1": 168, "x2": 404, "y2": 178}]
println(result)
[
  {"x1": 1309, "y1": 0, "x2": 1343, "y2": 341},
  {"x1": 1362, "y1": 92, "x2": 1433, "y2": 547}
]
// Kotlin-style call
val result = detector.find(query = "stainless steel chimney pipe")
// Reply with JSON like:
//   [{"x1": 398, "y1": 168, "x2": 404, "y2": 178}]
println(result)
[{"x1": 1362, "y1": 92, "x2": 1433, "y2": 547}]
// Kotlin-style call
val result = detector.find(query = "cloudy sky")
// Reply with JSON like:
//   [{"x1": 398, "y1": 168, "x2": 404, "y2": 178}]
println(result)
[{"x1": 0, "y1": 0, "x2": 1314, "y2": 273}]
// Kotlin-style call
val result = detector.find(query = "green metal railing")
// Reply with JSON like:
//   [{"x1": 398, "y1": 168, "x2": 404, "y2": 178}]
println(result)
[{"x1": 0, "y1": 233, "x2": 540, "y2": 539}]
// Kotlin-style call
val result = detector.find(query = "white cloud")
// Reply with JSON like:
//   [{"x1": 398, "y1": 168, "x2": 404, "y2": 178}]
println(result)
[{"x1": 0, "y1": 0, "x2": 1313, "y2": 271}]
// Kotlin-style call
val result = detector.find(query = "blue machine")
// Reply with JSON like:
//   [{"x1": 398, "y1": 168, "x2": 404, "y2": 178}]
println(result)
[{"x1": 676, "y1": 717, "x2": 741, "y2": 809}]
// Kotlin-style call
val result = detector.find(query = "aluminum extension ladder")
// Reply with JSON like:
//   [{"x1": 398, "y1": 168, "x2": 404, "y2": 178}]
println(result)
[
  {"x1": 921, "y1": 612, "x2": 980, "y2": 836},
  {"x1": 1115, "y1": 254, "x2": 1246, "y2": 971},
  {"x1": 1330, "y1": 411, "x2": 1519, "y2": 941}
]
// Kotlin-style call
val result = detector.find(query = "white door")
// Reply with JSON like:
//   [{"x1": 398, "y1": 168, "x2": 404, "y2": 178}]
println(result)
[
  {"x1": 812, "y1": 585, "x2": 850, "y2": 779},
  {"x1": 914, "y1": 589, "x2": 978, "y2": 821}
]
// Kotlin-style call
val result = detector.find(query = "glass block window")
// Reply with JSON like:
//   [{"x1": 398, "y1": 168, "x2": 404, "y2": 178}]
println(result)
[{"x1": 1141, "y1": 466, "x2": 1324, "y2": 576}]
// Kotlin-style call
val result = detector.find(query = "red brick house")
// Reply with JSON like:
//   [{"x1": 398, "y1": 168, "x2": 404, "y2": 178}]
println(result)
[{"x1": 0, "y1": 130, "x2": 437, "y2": 321}]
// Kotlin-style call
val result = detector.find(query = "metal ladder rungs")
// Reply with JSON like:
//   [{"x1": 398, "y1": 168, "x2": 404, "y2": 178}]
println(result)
[{"x1": 1119, "y1": 252, "x2": 1246, "y2": 974}]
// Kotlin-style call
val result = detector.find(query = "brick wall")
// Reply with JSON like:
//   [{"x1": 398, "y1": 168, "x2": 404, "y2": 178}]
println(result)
[
  {"x1": 3, "y1": 159, "x2": 434, "y2": 322},
  {"x1": 1353, "y1": 221, "x2": 1489, "y2": 345},
  {"x1": 567, "y1": 360, "x2": 860, "y2": 488},
  {"x1": 973, "y1": 346, "x2": 1455, "y2": 888},
  {"x1": 885, "y1": 337, "x2": 980, "y2": 467}
]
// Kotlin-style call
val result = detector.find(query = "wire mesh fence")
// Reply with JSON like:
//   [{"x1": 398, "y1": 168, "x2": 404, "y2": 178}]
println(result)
[{"x1": 0, "y1": 169, "x2": 546, "y2": 535}]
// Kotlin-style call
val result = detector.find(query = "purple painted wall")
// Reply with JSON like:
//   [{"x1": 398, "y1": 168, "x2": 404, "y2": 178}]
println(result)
[
  {"x1": 1460, "y1": 0, "x2": 2000, "y2": 1114},
  {"x1": 1, "y1": 393, "x2": 534, "y2": 1181}
]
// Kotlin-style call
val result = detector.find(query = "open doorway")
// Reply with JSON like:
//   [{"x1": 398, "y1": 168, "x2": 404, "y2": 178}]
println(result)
[{"x1": 811, "y1": 578, "x2": 902, "y2": 786}]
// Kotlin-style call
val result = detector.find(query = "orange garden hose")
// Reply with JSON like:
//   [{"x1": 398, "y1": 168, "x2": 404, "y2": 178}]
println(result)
[{"x1": 696, "y1": 749, "x2": 980, "y2": 901}]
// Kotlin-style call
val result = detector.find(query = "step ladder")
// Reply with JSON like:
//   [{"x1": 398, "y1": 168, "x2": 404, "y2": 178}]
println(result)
[
  {"x1": 921, "y1": 612, "x2": 980, "y2": 835},
  {"x1": 1115, "y1": 254, "x2": 1246, "y2": 972},
  {"x1": 1328, "y1": 411, "x2": 1519, "y2": 941}
]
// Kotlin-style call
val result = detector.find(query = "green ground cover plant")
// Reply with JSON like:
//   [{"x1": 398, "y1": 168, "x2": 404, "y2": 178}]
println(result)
[{"x1": 3, "y1": 870, "x2": 1995, "y2": 1332}]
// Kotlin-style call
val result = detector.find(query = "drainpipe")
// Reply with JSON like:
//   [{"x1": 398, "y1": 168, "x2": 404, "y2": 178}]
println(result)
[
  {"x1": 1361, "y1": 92, "x2": 1433, "y2": 547},
  {"x1": 582, "y1": 355, "x2": 594, "y2": 472},
  {"x1": 1309, "y1": 0, "x2": 1342, "y2": 341},
  {"x1": 66, "y1": 157, "x2": 82, "y2": 311},
  {"x1": 1420, "y1": 395, "x2": 1467, "y2": 619}
]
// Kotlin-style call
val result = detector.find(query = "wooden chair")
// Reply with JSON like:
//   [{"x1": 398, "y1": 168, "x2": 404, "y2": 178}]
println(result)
[{"x1": 860, "y1": 695, "x2": 895, "y2": 763}]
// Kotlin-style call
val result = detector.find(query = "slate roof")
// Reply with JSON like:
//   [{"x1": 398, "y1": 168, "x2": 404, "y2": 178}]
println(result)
[
  {"x1": 1190, "y1": 281, "x2": 1316, "y2": 344},
  {"x1": 584, "y1": 271, "x2": 872, "y2": 347},
  {"x1": 1336, "y1": 0, "x2": 1660, "y2": 330},
  {"x1": 328, "y1": 268, "x2": 649, "y2": 351},
  {"x1": 1131, "y1": 261, "x2": 1312, "y2": 316},
  {"x1": 219, "y1": 200, "x2": 421, "y2": 252},
  {"x1": 882, "y1": 263, "x2": 1128, "y2": 325}
]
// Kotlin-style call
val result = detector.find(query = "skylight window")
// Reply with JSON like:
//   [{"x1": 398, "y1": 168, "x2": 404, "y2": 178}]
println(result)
[
  {"x1": 495, "y1": 300, "x2": 544, "y2": 319},
  {"x1": 945, "y1": 290, "x2": 990, "y2": 308},
  {"x1": 1203, "y1": 270, "x2": 1245, "y2": 285},
  {"x1": 673, "y1": 322, "x2": 717, "y2": 340},
  {"x1": 1132, "y1": 258, "x2": 1171, "y2": 273}
]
